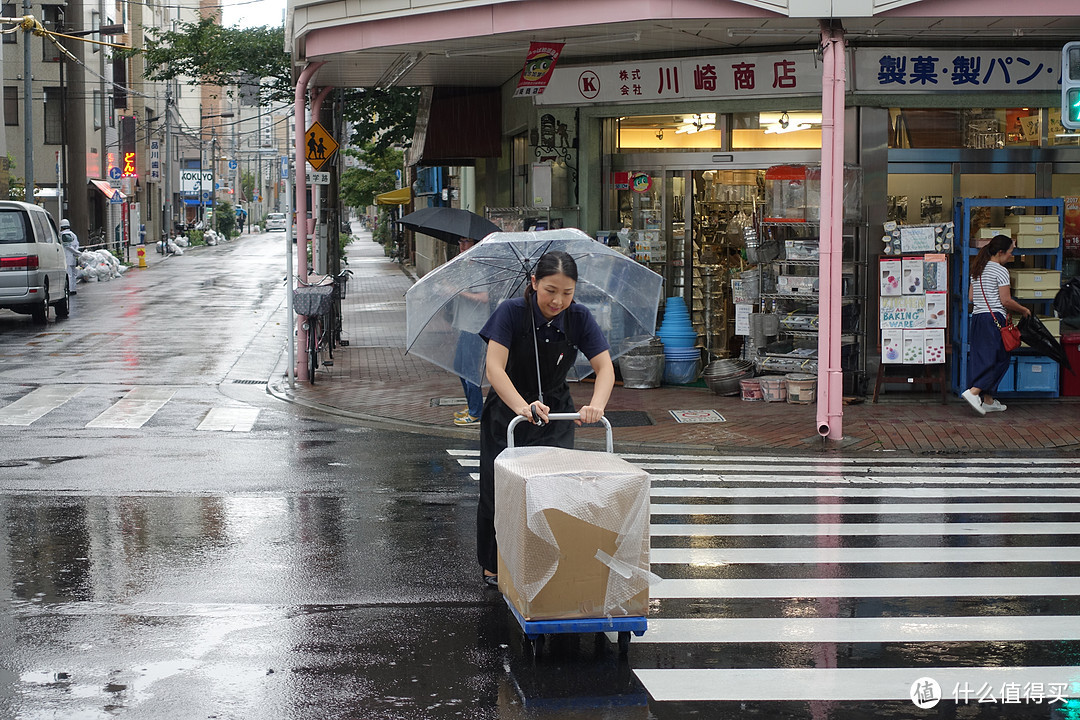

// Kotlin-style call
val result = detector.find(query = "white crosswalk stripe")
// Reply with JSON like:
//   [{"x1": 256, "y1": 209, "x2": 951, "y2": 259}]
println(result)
[
  {"x1": 0, "y1": 385, "x2": 85, "y2": 425},
  {"x1": 448, "y1": 448, "x2": 1080, "y2": 706},
  {"x1": 0, "y1": 385, "x2": 262, "y2": 432}
]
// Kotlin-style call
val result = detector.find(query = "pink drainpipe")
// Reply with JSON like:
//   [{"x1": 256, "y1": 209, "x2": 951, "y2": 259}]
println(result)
[
  {"x1": 816, "y1": 23, "x2": 846, "y2": 439},
  {"x1": 294, "y1": 62, "x2": 324, "y2": 383}
]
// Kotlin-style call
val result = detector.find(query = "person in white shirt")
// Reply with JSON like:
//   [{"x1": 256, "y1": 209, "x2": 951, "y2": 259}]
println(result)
[
  {"x1": 962, "y1": 234, "x2": 1031, "y2": 415},
  {"x1": 59, "y1": 219, "x2": 80, "y2": 295}
]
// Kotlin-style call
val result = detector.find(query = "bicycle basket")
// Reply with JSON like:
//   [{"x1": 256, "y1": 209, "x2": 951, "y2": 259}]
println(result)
[{"x1": 293, "y1": 284, "x2": 335, "y2": 316}]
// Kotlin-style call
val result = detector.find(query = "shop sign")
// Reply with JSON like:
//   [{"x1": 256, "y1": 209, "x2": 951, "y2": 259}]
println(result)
[
  {"x1": 630, "y1": 172, "x2": 651, "y2": 193},
  {"x1": 536, "y1": 50, "x2": 821, "y2": 106},
  {"x1": 880, "y1": 295, "x2": 927, "y2": 329},
  {"x1": 148, "y1": 140, "x2": 160, "y2": 183},
  {"x1": 852, "y1": 48, "x2": 1061, "y2": 94},
  {"x1": 514, "y1": 42, "x2": 564, "y2": 98},
  {"x1": 611, "y1": 171, "x2": 630, "y2": 190}
]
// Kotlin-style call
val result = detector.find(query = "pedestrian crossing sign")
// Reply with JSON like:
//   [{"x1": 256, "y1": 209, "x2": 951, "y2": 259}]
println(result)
[{"x1": 305, "y1": 121, "x2": 338, "y2": 172}]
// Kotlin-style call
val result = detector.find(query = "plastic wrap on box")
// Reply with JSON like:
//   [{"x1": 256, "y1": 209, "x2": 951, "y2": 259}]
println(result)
[{"x1": 495, "y1": 446, "x2": 653, "y2": 621}]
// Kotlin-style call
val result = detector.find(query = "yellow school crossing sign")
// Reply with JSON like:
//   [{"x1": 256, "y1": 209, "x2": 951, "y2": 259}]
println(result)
[{"x1": 304, "y1": 121, "x2": 338, "y2": 172}]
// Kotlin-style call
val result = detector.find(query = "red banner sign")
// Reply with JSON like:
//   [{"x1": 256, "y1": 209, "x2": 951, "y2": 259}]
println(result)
[{"x1": 513, "y1": 42, "x2": 564, "y2": 98}]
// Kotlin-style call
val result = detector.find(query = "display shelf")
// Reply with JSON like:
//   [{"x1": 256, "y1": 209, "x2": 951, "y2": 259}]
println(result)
[{"x1": 949, "y1": 197, "x2": 1064, "y2": 398}]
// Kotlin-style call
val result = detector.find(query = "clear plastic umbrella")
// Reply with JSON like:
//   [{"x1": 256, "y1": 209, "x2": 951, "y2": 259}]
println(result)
[{"x1": 405, "y1": 228, "x2": 663, "y2": 387}]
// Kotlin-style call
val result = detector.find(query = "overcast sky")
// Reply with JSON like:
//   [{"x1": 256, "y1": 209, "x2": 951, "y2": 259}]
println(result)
[{"x1": 221, "y1": 0, "x2": 287, "y2": 29}]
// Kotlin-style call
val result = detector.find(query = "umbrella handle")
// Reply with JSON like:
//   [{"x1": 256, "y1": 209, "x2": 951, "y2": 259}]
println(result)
[{"x1": 506, "y1": 413, "x2": 613, "y2": 452}]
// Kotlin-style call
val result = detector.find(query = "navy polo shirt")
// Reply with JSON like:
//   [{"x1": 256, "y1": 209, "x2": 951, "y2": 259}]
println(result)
[{"x1": 480, "y1": 297, "x2": 610, "y2": 361}]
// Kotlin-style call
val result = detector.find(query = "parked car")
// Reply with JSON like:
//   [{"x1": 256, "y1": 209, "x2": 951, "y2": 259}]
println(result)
[
  {"x1": 0, "y1": 201, "x2": 70, "y2": 323},
  {"x1": 265, "y1": 213, "x2": 287, "y2": 232}
]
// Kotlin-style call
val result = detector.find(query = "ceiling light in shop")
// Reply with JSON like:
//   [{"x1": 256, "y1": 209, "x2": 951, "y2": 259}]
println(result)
[{"x1": 675, "y1": 113, "x2": 715, "y2": 134}]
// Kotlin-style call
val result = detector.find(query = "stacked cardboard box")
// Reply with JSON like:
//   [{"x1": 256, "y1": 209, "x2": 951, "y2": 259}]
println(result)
[{"x1": 495, "y1": 446, "x2": 652, "y2": 621}]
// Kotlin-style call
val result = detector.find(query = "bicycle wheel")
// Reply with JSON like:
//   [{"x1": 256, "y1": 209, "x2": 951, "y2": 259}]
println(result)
[{"x1": 306, "y1": 317, "x2": 319, "y2": 384}]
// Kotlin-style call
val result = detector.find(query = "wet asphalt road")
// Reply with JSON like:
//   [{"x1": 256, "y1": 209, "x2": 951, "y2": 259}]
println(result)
[
  {"x1": 1, "y1": 233, "x2": 1079, "y2": 719},
  {"x1": 0, "y1": 234, "x2": 647, "y2": 719}
]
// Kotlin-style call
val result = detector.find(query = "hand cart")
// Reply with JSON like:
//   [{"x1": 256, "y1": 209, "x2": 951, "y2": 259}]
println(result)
[{"x1": 501, "y1": 412, "x2": 648, "y2": 656}]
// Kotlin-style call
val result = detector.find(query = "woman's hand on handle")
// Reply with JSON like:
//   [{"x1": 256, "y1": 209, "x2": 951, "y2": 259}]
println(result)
[
  {"x1": 575, "y1": 404, "x2": 605, "y2": 426},
  {"x1": 521, "y1": 401, "x2": 550, "y2": 424}
]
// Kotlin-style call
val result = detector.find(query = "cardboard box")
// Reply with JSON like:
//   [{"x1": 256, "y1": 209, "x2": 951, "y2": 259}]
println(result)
[
  {"x1": 1012, "y1": 269, "x2": 1061, "y2": 291},
  {"x1": 495, "y1": 446, "x2": 651, "y2": 621},
  {"x1": 978, "y1": 227, "x2": 1010, "y2": 239},
  {"x1": 777, "y1": 275, "x2": 818, "y2": 294},
  {"x1": 1006, "y1": 215, "x2": 1058, "y2": 230},
  {"x1": 1015, "y1": 233, "x2": 1060, "y2": 249}
]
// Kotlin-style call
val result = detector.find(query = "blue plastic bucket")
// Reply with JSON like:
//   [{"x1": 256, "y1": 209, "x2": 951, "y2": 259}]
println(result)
[
  {"x1": 663, "y1": 357, "x2": 700, "y2": 384},
  {"x1": 660, "y1": 334, "x2": 698, "y2": 349}
]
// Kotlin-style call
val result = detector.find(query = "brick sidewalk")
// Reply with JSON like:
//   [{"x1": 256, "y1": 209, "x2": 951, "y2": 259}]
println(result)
[{"x1": 269, "y1": 232, "x2": 1080, "y2": 457}]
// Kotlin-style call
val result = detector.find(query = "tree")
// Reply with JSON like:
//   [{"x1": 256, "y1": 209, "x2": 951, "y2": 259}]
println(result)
[
  {"x1": 339, "y1": 142, "x2": 405, "y2": 209},
  {"x1": 138, "y1": 20, "x2": 419, "y2": 150}
]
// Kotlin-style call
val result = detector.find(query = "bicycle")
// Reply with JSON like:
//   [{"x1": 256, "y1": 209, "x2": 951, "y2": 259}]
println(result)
[{"x1": 291, "y1": 268, "x2": 352, "y2": 384}]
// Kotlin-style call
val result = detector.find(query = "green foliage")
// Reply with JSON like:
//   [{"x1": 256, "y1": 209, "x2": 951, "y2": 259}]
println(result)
[
  {"x1": 188, "y1": 229, "x2": 206, "y2": 246},
  {"x1": 139, "y1": 18, "x2": 292, "y2": 105},
  {"x1": 215, "y1": 200, "x2": 237, "y2": 237},
  {"x1": 241, "y1": 171, "x2": 256, "y2": 204},
  {"x1": 340, "y1": 143, "x2": 405, "y2": 209},
  {"x1": 136, "y1": 20, "x2": 421, "y2": 149},
  {"x1": 342, "y1": 88, "x2": 421, "y2": 153}
]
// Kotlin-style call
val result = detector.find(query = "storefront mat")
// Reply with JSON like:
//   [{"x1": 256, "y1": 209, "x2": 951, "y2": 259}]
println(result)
[
  {"x1": 601, "y1": 410, "x2": 654, "y2": 427},
  {"x1": 430, "y1": 397, "x2": 468, "y2": 407},
  {"x1": 669, "y1": 409, "x2": 726, "y2": 423}
]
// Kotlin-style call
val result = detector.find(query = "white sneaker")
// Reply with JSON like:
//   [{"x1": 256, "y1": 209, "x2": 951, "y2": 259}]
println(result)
[
  {"x1": 983, "y1": 399, "x2": 1007, "y2": 412},
  {"x1": 961, "y1": 389, "x2": 986, "y2": 416}
]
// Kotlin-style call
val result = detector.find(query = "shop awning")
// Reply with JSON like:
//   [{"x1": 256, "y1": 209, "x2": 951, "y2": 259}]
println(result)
[
  {"x1": 182, "y1": 198, "x2": 214, "y2": 206},
  {"x1": 89, "y1": 179, "x2": 124, "y2": 200},
  {"x1": 407, "y1": 86, "x2": 501, "y2": 167},
  {"x1": 375, "y1": 187, "x2": 411, "y2": 205}
]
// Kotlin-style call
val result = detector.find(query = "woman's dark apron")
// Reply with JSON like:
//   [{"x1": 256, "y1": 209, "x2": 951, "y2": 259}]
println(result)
[{"x1": 476, "y1": 301, "x2": 579, "y2": 573}]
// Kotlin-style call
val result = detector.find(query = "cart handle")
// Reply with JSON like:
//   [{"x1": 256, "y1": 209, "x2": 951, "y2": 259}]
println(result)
[{"x1": 507, "y1": 412, "x2": 613, "y2": 453}]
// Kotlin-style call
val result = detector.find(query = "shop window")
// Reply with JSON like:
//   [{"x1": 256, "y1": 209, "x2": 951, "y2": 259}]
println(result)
[
  {"x1": 511, "y1": 133, "x2": 527, "y2": 207},
  {"x1": 41, "y1": 5, "x2": 63, "y2": 62},
  {"x1": 2, "y1": 5, "x2": 15, "y2": 44},
  {"x1": 43, "y1": 87, "x2": 63, "y2": 144},
  {"x1": 888, "y1": 107, "x2": 1077, "y2": 149},
  {"x1": 617, "y1": 114, "x2": 723, "y2": 151},
  {"x1": 4, "y1": 87, "x2": 17, "y2": 126},
  {"x1": 731, "y1": 111, "x2": 821, "y2": 150}
]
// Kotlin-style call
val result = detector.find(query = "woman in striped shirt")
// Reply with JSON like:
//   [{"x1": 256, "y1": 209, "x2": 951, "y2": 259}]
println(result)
[{"x1": 962, "y1": 234, "x2": 1031, "y2": 415}]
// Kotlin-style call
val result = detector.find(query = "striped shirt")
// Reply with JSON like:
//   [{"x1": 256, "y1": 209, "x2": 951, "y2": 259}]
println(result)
[{"x1": 971, "y1": 261, "x2": 1010, "y2": 315}]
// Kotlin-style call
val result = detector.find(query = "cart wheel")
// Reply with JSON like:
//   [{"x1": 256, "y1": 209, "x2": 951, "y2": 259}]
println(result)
[
  {"x1": 617, "y1": 631, "x2": 631, "y2": 655},
  {"x1": 533, "y1": 633, "x2": 546, "y2": 658}
]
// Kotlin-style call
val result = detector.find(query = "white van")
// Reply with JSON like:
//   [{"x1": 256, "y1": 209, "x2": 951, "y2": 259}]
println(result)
[{"x1": 0, "y1": 201, "x2": 70, "y2": 323}]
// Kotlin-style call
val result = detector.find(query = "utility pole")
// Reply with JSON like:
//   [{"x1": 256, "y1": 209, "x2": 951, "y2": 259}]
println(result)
[
  {"x1": 22, "y1": 0, "x2": 34, "y2": 201},
  {"x1": 162, "y1": 83, "x2": 172, "y2": 246}
]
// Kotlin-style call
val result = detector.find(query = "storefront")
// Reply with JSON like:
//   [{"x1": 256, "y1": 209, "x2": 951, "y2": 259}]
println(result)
[{"x1": 501, "y1": 44, "x2": 1080, "y2": 395}]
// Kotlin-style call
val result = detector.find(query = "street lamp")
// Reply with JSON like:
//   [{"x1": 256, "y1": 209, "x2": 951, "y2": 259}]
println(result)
[{"x1": 199, "y1": 110, "x2": 234, "y2": 226}]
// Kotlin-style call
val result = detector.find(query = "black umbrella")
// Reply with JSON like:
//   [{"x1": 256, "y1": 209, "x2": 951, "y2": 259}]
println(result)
[
  {"x1": 396, "y1": 207, "x2": 501, "y2": 245},
  {"x1": 1018, "y1": 314, "x2": 1073, "y2": 373}
]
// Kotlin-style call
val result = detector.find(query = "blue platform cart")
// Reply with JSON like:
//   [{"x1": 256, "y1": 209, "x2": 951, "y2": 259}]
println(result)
[{"x1": 501, "y1": 413, "x2": 649, "y2": 656}]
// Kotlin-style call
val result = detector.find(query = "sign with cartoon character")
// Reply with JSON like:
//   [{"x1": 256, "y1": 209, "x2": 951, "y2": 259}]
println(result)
[{"x1": 514, "y1": 42, "x2": 564, "y2": 98}]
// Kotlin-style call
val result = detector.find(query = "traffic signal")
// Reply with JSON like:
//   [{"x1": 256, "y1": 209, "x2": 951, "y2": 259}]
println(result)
[{"x1": 1063, "y1": 42, "x2": 1080, "y2": 130}]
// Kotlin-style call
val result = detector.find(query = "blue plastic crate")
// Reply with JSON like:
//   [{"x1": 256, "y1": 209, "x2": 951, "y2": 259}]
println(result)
[{"x1": 1016, "y1": 356, "x2": 1059, "y2": 393}]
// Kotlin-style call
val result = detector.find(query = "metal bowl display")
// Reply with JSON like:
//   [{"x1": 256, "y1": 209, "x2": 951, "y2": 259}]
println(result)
[{"x1": 702, "y1": 359, "x2": 755, "y2": 395}]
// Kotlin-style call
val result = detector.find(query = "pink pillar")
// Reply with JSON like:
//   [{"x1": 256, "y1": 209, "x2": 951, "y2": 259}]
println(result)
[
  {"x1": 294, "y1": 62, "x2": 324, "y2": 383},
  {"x1": 816, "y1": 23, "x2": 847, "y2": 440}
]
